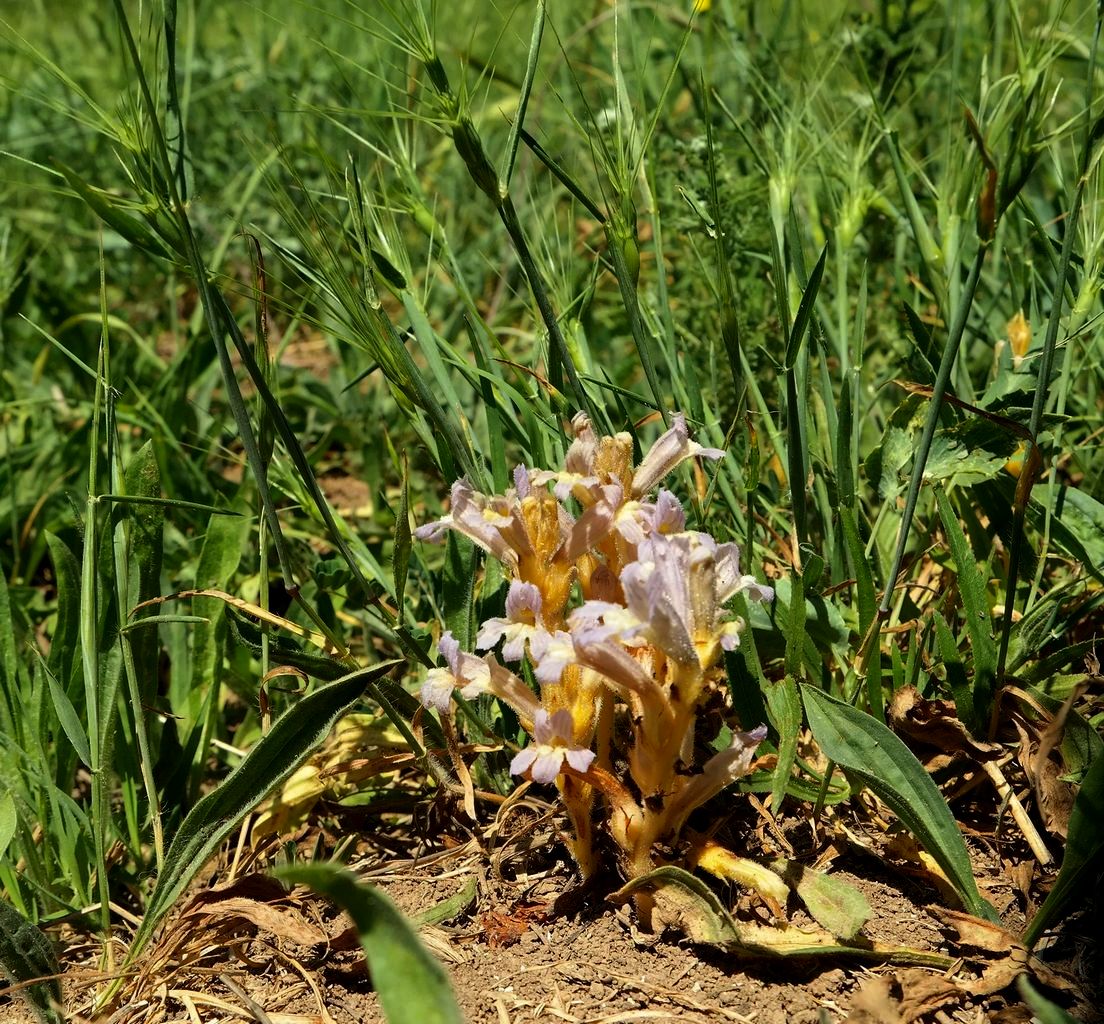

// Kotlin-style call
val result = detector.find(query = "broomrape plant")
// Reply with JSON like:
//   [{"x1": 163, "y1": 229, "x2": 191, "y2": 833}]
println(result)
[{"x1": 416, "y1": 413, "x2": 773, "y2": 880}]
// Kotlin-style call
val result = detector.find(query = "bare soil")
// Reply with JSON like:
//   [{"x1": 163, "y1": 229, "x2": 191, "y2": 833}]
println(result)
[{"x1": 7, "y1": 800, "x2": 1098, "y2": 1024}]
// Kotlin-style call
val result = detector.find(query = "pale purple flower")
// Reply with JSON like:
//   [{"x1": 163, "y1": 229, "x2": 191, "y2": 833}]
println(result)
[
  {"x1": 561, "y1": 482, "x2": 648, "y2": 558},
  {"x1": 564, "y1": 412, "x2": 600, "y2": 477},
  {"x1": 510, "y1": 709, "x2": 595, "y2": 784},
  {"x1": 528, "y1": 628, "x2": 576, "y2": 684},
  {"x1": 570, "y1": 624, "x2": 666, "y2": 705},
  {"x1": 530, "y1": 466, "x2": 600, "y2": 504},
  {"x1": 631, "y1": 413, "x2": 724, "y2": 498},
  {"x1": 414, "y1": 479, "x2": 533, "y2": 571},
  {"x1": 619, "y1": 532, "x2": 759, "y2": 664},
  {"x1": 640, "y1": 489, "x2": 686, "y2": 535},
  {"x1": 692, "y1": 532, "x2": 774, "y2": 605},
  {"x1": 527, "y1": 413, "x2": 603, "y2": 502},
  {"x1": 737, "y1": 576, "x2": 775, "y2": 603},
  {"x1": 562, "y1": 482, "x2": 685, "y2": 560},
  {"x1": 419, "y1": 630, "x2": 491, "y2": 711},
  {"x1": 476, "y1": 580, "x2": 546, "y2": 662},
  {"x1": 568, "y1": 600, "x2": 647, "y2": 647},
  {"x1": 620, "y1": 534, "x2": 700, "y2": 663}
]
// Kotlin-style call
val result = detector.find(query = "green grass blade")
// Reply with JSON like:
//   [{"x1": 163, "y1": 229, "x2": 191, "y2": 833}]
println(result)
[
  {"x1": 0, "y1": 898, "x2": 63, "y2": 1024},
  {"x1": 501, "y1": 0, "x2": 545, "y2": 188},
  {"x1": 128, "y1": 661, "x2": 401, "y2": 959},
  {"x1": 393, "y1": 453, "x2": 412, "y2": 614},
  {"x1": 879, "y1": 245, "x2": 987, "y2": 616},
  {"x1": 934, "y1": 487, "x2": 996, "y2": 733},
  {"x1": 933, "y1": 613, "x2": 973, "y2": 729},
  {"x1": 1017, "y1": 977, "x2": 1081, "y2": 1024},
  {"x1": 783, "y1": 243, "x2": 827, "y2": 371},
  {"x1": 518, "y1": 127, "x2": 606, "y2": 222},
  {"x1": 43, "y1": 534, "x2": 81, "y2": 699},
  {"x1": 801, "y1": 684, "x2": 996, "y2": 921},
  {"x1": 113, "y1": 440, "x2": 166, "y2": 865},
  {"x1": 764, "y1": 675, "x2": 801, "y2": 816},
  {"x1": 277, "y1": 863, "x2": 464, "y2": 1024}
]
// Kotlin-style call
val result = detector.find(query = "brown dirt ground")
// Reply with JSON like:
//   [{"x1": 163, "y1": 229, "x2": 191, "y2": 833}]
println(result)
[{"x1": 5, "y1": 796, "x2": 1099, "y2": 1024}]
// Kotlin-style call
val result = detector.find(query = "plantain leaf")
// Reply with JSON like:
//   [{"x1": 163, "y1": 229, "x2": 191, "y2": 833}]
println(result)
[
  {"x1": 771, "y1": 859, "x2": 871, "y2": 940},
  {"x1": 0, "y1": 899, "x2": 63, "y2": 1024},
  {"x1": 801, "y1": 685, "x2": 997, "y2": 921},
  {"x1": 1024, "y1": 750, "x2": 1104, "y2": 948},
  {"x1": 278, "y1": 863, "x2": 463, "y2": 1024},
  {"x1": 127, "y1": 662, "x2": 401, "y2": 959}
]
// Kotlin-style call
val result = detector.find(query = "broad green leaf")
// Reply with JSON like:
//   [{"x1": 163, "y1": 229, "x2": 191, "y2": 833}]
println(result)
[
  {"x1": 616, "y1": 865, "x2": 740, "y2": 944},
  {"x1": 864, "y1": 395, "x2": 923, "y2": 502},
  {"x1": 278, "y1": 863, "x2": 463, "y2": 1024},
  {"x1": 1024, "y1": 750, "x2": 1104, "y2": 948},
  {"x1": 771, "y1": 860, "x2": 871, "y2": 940},
  {"x1": 615, "y1": 865, "x2": 951, "y2": 965},
  {"x1": 128, "y1": 662, "x2": 400, "y2": 958},
  {"x1": 747, "y1": 578, "x2": 848, "y2": 651},
  {"x1": 176, "y1": 510, "x2": 251, "y2": 796},
  {"x1": 801, "y1": 685, "x2": 997, "y2": 921},
  {"x1": 0, "y1": 898, "x2": 63, "y2": 1024},
  {"x1": 442, "y1": 534, "x2": 478, "y2": 650},
  {"x1": 1029, "y1": 484, "x2": 1104, "y2": 582},
  {"x1": 184, "y1": 510, "x2": 250, "y2": 710},
  {"x1": 923, "y1": 421, "x2": 1019, "y2": 485}
]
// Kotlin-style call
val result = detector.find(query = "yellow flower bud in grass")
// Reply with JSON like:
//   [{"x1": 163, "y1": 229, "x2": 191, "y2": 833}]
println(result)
[
  {"x1": 1004, "y1": 441, "x2": 1026, "y2": 478},
  {"x1": 1007, "y1": 310, "x2": 1031, "y2": 367}
]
